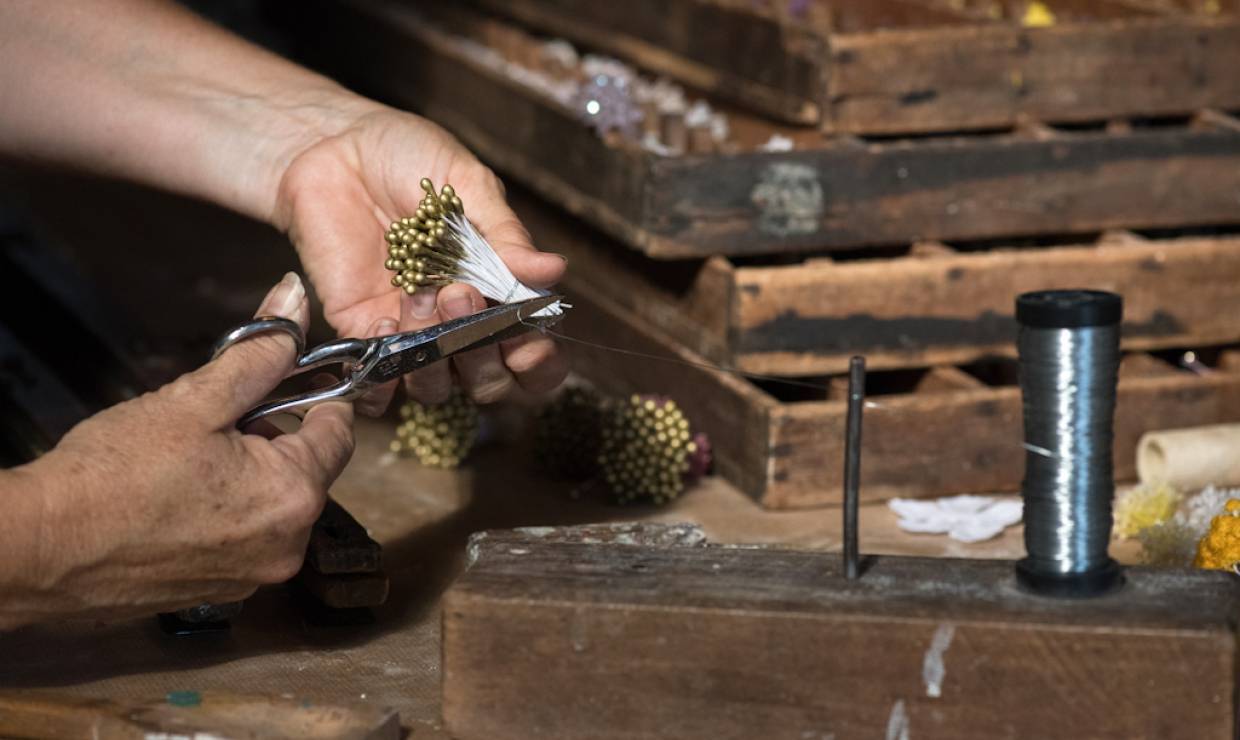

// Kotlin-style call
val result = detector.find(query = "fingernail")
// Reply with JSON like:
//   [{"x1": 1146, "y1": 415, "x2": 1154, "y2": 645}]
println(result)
[
  {"x1": 373, "y1": 319, "x2": 398, "y2": 337},
  {"x1": 545, "y1": 252, "x2": 568, "y2": 264},
  {"x1": 442, "y1": 294, "x2": 474, "y2": 319},
  {"x1": 258, "y1": 272, "x2": 305, "y2": 319},
  {"x1": 410, "y1": 288, "x2": 438, "y2": 319}
]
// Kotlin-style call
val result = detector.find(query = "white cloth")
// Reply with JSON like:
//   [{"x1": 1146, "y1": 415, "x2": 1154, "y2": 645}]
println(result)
[{"x1": 888, "y1": 495, "x2": 1023, "y2": 543}]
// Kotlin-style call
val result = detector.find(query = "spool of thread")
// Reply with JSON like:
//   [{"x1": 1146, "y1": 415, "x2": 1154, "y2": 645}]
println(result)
[{"x1": 1014, "y1": 290, "x2": 1124, "y2": 597}]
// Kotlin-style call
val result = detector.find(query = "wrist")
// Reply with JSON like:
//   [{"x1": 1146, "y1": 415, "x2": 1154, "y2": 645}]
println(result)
[{"x1": 234, "y1": 83, "x2": 384, "y2": 226}]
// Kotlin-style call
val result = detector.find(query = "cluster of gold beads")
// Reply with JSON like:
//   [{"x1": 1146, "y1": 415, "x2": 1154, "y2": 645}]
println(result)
[
  {"x1": 384, "y1": 178, "x2": 466, "y2": 294},
  {"x1": 390, "y1": 389, "x2": 479, "y2": 469},
  {"x1": 533, "y1": 386, "x2": 607, "y2": 480},
  {"x1": 598, "y1": 395, "x2": 698, "y2": 505}
]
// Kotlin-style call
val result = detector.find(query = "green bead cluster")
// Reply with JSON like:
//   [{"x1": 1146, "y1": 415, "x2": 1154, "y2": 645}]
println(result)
[
  {"x1": 533, "y1": 386, "x2": 607, "y2": 480},
  {"x1": 390, "y1": 389, "x2": 479, "y2": 469},
  {"x1": 383, "y1": 178, "x2": 466, "y2": 294},
  {"x1": 598, "y1": 394, "x2": 698, "y2": 505}
]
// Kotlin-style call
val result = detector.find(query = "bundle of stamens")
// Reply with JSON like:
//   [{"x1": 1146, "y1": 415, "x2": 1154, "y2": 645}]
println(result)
[
  {"x1": 391, "y1": 389, "x2": 479, "y2": 469},
  {"x1": 533, "y1": 386, "x2": 609, "y2": 480},
  {"x1": 598, "y1": 394, "x2": 711, "y2": 505},
  {"x1": 383, "y1": 178, "x2": 562, "y2": 316}
]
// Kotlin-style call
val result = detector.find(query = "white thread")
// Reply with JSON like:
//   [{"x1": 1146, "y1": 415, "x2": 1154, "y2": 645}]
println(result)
[{"x1": 442, "y1": 212, "x2": 562, "y2": 318}]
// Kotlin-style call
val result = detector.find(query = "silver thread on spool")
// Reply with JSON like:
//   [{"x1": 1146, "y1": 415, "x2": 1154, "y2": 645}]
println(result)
[{"x1": 1014, "y1": 290, "x2": 1124, "y2": 597}]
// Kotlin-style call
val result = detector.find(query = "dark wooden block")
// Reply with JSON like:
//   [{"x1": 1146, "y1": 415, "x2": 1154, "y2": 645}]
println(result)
[
  {"x1": 444, "y1": 526, "x2": 1240, "y2": 740},
  {"x1": 308, "y1": 498, "x2": 383, "y2": 575},
  {"x1": 295, "y1": 1, "x2": 1240, "y2": 258},
  {"x1": 296, "y1": 567, "x2": 389, "y2": 610}
]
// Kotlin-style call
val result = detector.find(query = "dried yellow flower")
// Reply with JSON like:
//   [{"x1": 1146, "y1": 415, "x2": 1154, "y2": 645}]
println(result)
[
  {"x1": 1194, "y1": 499, "x2": 1240, "y2": 571},
  {"x1": 1112, "y1": 482, "x2": 1182, "y2": 539}
]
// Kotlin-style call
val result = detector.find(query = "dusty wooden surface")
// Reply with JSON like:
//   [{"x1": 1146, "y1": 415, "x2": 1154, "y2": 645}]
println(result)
[
  {"x1": 465, "y1": 0, "x2": 1240, "y2": 134},
  {"x1": 444, "y1": 527, "x2": 1238, "y2": 740},
  {"x1": 0, "y1": 689, "x2": 400, "y2": 740},
  {"x1": 295, "y1": 1, "x2": 1240, "y2": 259}
]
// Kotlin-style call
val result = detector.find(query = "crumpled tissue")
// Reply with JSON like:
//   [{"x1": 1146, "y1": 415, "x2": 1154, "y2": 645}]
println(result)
[{"x1": 889, "y1": 495, "x2": 1023, "y2": 543}]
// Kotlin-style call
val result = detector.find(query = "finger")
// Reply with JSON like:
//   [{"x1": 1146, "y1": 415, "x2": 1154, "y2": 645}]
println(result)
[
  {"x1": 355, "y1": 316, "x2": 400, "y2": 417},
  {"x1": 439, "y1": 283, "x2": 516, "y2": 404},
  {"x1": 473, "y1": 206, "x2": 567, "y2": 290},
  {"x1": 401, "y1": 289, "x2": 453, "y2": 404},
  {"x1": 501, "y1": 331, "x2": 570, "y2": 394},
  {"x1": 277, "y1": 396, "x2": 355, "y2": 488},
  {"x1": 188, "y1": 272, "x2": 309, "y2": 426}
]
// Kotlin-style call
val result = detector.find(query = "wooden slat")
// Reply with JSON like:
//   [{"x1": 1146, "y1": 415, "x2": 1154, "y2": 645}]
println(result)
[
  {"x1": 299, "y1": 1, "x2": 1240, "y2": 258},
  {"x1": 729, "y1": 236, "x2": 1240, "y2": 375},
  {"x1": 647, "y1": 128, "x2": 1240, "y2": 255},
  {"x1": 564, "y1": 281, "x2": 1240, "y2": 508},
  {"x1": 444, "y1": 529, "x2": 1239, "y2": 740}
]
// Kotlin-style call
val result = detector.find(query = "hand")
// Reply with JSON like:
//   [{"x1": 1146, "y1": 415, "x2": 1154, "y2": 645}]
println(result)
[
  {"x1": 1, "y1": 274, "x2": 353, "y2": 626},
  {"x1": 273, "y1": 106, "x2": 569, "y2": 413}
]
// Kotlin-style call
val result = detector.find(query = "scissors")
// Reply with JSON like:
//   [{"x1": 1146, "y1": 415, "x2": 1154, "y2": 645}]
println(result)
[{"x1": 212, "y1": 294, "x2": 564, "y2": 429}]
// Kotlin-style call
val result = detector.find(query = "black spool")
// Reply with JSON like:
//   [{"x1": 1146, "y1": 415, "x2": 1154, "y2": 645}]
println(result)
[{"x1": 1015, "y1": 289, "x2": 1124, "y2": 598}]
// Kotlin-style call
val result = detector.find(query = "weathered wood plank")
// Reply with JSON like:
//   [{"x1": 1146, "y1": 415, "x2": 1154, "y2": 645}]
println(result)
[
  {"x1": 646, "y1": 127, "x2": 1240, "y2": 256},
  {"x1": 444, "y1": 530, "x2": 1239, "y2": 740},
  {"x1": 731, "y1": 236, "x2": 1240, "y2": 375}
]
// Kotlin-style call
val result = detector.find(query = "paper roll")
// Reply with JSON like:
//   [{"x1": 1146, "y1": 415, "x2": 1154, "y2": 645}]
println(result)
[{"x1": 1136, "y1": 423, "x2": 1240, "y2": 490}]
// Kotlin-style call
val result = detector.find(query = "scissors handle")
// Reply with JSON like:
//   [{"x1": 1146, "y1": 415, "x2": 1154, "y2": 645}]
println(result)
[
  {"x1": 212, "y1": 316, "x2": 305, "y2": 361},
  {"x1": 212, "y1": 316, "x2": 369, "y2": 429}
]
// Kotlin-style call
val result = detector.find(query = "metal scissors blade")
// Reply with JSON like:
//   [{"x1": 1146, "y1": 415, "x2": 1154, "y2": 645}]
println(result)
[
  {"x1": 363, "y1": 294, "x2": 563, "y2": 384},
  {"x1": 214, "y1": 294, "x2": 564, "y2": 429}
]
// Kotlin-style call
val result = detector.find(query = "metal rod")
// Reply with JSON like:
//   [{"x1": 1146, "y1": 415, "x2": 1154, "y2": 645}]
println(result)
[{"x1": 843, "y1": 356, "x2": 865, "y2": 580}]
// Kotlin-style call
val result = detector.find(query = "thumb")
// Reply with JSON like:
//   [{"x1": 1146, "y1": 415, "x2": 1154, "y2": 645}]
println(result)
[{"x1": 193, "y1": 272, "x2": 310, "y2": 425}]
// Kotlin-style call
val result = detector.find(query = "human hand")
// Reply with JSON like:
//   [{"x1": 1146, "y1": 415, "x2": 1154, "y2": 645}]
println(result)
[
  {"x1": 273, "y1": 106, "x2": 568, "y2": 413},
  {"x1": 5, "y1": 273, "x2": 354, "y2": 625}
]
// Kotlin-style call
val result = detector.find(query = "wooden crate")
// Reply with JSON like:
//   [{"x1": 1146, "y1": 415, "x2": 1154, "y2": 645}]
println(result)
[
  {"x1": 512, "y1": 188, "x2": 1240, "y2": 376},
  {"x1": 463, "y1": 0, "x2": 1240, "y2": 134},
  {"x1": 561, "y1": 282, "x2": 1240, "y2": 509},
  {"x1": 298, "y1": 0, "x2": 1240, "y2": 258}
]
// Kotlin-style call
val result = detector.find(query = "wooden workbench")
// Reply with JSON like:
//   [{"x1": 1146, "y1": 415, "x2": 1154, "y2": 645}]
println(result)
[{"x1": 0, "y1": 413, "x2": 1138, "y2": 736}]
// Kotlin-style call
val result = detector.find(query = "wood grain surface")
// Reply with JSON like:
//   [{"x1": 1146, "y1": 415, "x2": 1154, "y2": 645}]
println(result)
[{"x1": 444, "y1": 525, "x2": 1239, "y2": 739}]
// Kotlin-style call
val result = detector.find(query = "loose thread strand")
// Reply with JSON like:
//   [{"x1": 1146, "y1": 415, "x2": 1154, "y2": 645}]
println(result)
[{"x1": 519, "y1": 317, "x2": 836, "y2": 393}]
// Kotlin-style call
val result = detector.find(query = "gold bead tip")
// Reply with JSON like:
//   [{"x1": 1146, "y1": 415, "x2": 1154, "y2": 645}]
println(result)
[{"x1": 420, "y1": 177, "x2": 435, "y2": 193}]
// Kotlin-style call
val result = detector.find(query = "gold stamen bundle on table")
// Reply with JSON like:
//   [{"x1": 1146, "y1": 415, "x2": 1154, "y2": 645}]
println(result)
[
  {"x1": 382, "y1": 177, "x2": 563, "y2": 316},
  {"x1": 391, "y1": 389, "x2": 479, "y2": 469},
  {"x1": 598, "y1": 394, "x2": 710, "y2": 505}
]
